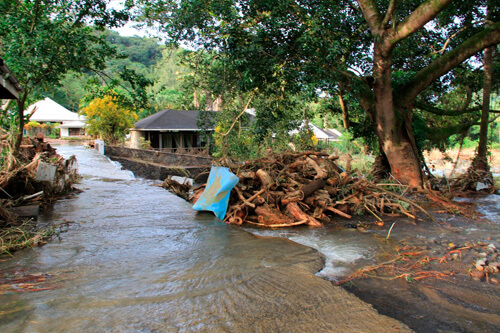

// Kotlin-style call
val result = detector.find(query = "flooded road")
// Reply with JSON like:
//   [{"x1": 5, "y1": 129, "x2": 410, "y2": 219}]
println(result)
[{"x1": 0, "y1": 144, "x2": 408, "y2": 332}]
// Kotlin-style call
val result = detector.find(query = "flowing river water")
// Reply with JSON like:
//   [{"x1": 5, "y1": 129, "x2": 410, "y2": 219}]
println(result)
[{"x1": 0, "y1": 144, "x2": 409, "y2": 332}]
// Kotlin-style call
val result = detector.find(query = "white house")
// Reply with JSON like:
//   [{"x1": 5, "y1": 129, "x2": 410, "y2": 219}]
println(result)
[
  {"x1": 58, "y1": 120, "x2": 87, "y2": 137},
  {"x1": 290, "y1": 121, "x2": 342, "y2": 143},
  {"x1": 25, "y1": 97, "x2": 86, "y2": 137}
]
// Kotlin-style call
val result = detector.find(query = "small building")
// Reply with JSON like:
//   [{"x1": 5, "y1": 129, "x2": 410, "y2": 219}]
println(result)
[
  {"x1": 58, "y1": 120, "x2": 87, "y2": 137},
  {"x1": 0, "y1": 58, "x2": 22, "y2": 99},
  {"x1": 24, "y1": 97, "x2": 86, "y2": 137},
  {"x1": 130, "y1": 109, "x2": 217, "y2": 153},
  {"x1": 318, "y1": 127, "x2": 342, "y2": 143},
  {"x1": 290, "y1": 122, "x2": 342, "y2": 143}
]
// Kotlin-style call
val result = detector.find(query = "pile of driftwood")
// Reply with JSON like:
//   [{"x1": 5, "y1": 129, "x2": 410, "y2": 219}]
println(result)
[{"x1": 186, "y1": 151, "x2": 436, "y2": 228}]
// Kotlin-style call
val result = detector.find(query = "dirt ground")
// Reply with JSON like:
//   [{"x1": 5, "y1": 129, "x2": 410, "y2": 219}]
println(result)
[
  {"x1": 423, "y1": 147, "x2": 500, "y2": 178},
  {"x1": 337, "y1": 198, "x2": 500, "y2": 333}
]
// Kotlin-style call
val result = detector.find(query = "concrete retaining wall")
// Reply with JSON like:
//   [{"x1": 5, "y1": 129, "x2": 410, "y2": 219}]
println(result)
[
  {"x1": 104, "y1": 145, "x2": 211, "y2": 180},
  {"x1": 105, "y1": 145, "x2": 212, "y2": 166},
  {"x1": 111, "y1": 157, "x2": 208, "y2": 180}
]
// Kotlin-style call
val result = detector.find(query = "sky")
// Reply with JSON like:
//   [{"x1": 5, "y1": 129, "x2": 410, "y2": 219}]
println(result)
[
  {"x1": 109, "y1": 0, "x2": 154, "y2": 38},
  {"x1": 113, "y1": 22, "x2": 151, "y2": 38}
]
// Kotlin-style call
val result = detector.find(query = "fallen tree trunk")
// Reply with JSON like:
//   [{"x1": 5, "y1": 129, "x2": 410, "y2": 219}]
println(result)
[{"x1": 286, "y1": 202, "x2": 322, "y2": 227}]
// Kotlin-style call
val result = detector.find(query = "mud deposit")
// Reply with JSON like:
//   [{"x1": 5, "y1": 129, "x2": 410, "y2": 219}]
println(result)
[{"x1": 342, "y1": 197, "x2": 500, "y2": 332}]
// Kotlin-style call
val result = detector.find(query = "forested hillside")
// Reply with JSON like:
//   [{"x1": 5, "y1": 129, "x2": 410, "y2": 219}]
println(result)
[{"x1": 39, "y1": 30, "x2": 188, "y2": 115}]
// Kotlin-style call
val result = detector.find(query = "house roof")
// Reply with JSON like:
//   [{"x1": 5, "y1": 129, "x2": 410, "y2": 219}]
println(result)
[
  {"x1": 58, "y1": 120, "x2": 87, "y2": 129},
  {"x1": 0, "y1": 58, "x2": 22, "y2": 99},
  {"x1": 25, "y1": 97, "x2": 85, "y2": 122},
  {"x1": 134, "y1": 109, "x2": 217, "y2": 131},
  {"x1": 320, "y1": 128, "x2": 341, "y2": 140},
  {"x1": 290, "y1": 122, "x2": 341, "y2": 140}
]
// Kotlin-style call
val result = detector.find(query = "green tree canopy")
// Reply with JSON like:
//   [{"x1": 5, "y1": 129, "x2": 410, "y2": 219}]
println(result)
[
  {"x1": 135, "y1": 0, "x2": 500, "y2": 186},
  {"x1": 0, "y1": 0, "x2": 130, "y2": 155}
]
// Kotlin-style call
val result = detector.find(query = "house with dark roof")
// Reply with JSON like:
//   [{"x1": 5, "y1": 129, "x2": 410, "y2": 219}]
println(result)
[
  {"x1": 0, "y1": 58, "x2": 22, "y2": 99},
  {"x1": 130, "y1": 110, "x2": 217, "y2": 153}
]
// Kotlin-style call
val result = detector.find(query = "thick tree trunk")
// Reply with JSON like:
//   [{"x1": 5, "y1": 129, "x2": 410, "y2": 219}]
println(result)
[
  {"x1": 474, "y1": 47, "x2": 493, "y2": 172},
  {"x1": 372, "y1": 46, "x2": 422, "y2": 187}
]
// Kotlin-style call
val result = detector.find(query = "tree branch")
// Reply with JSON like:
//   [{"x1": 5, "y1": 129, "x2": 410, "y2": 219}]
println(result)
[
  {"x1": 414, "y1": 101, "x2": 480, "y2": 116},
  {"x1": 381, "y1": 0, "x2": 397, "y2": 28},
  {"x1": 391, "y1": 0, "x2": 453, "y2": 44},
  {"x1": 357, "y1": 0, "x2": 383, "y2": 35},
  {"x1": 434, "y1": 21, "x2": 487, "y2": 54},
  {"x1": 220, "y1": 88, "x2": 257, "y2": 138},
  {"x1": 397, "y1": 22, "x2": 500, "y2": 106},
  {"x1": 346, "y1": 0, "x2": 362, "y2": 13},
  {"x1": 425, "y1": 119, "x2": 479, "y2": 142}
]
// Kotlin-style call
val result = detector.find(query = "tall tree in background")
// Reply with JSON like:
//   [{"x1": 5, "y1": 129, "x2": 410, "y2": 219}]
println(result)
[
  {"x1": 470, "y1": 1, "x2": 495, "y2": 182},
  {"x1": 0, "y1": 0, "x2": 130, "y2": 158},
  {"x1": 136, "y1": 0, "x2": 500, "y2": 187}
]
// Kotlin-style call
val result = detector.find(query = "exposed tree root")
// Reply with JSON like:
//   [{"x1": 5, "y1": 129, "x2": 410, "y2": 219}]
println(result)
[{"x1": 450, "y1": 156, "x2": 495, "y2": 193}]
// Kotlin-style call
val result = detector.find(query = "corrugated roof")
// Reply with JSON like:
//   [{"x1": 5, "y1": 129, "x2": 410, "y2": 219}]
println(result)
[
  {"x1": 0, "y1": 58, "x2": 22, "y2": 99},
  {"x1": 134, "y1": 109, "x2": 217, "y2": 131},
  {"x1": 25, "y1": 97, "x2": 85, "y2": 122}
]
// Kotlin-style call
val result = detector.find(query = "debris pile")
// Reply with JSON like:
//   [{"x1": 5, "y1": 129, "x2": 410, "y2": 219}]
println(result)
[
  {"x1": 1, "y1": 137, "x2": 79, "y2": 204},
  {"x1": 162, "y1": 177, "x2": 191, "y2": 201},
  {"x1": 186, "y1": 151, "x2": 435, "y2": 228},
  {"x1": 336, "y1": 241, "x2": 500, "y2": 286},
  {"x1": 469, "y1": 243, "x2": 500, "y2": 284},
  {"x1": 1, "y1": 136, "x2": 79, "y2": 255}
]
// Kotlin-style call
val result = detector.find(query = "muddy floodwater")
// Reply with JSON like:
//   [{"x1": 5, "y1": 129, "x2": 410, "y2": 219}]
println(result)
[{"x1": 0, "y1": 144, "x2": 409, "y2": 332}]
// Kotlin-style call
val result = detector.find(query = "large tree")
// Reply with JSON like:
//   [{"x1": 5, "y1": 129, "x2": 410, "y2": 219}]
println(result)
[
  {"x1": 0, "y1": 0, "x2": 130, "y2": 158},
  {"x1": 136, "y1": 0, "x2": 500, "y2": 187}
]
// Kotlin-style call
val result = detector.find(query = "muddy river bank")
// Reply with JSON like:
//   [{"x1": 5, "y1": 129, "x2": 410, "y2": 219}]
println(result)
[
  {"x1": 341, "y1": 208, "x2": 500, "y2": 333},
  {"x1": 249, "y1": 201, "x2": 500, "y2": 332}
]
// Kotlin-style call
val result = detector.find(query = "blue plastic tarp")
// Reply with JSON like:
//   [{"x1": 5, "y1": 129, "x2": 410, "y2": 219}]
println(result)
[{"x1": 192, "y1": 166, "x2": 239, "y2": 220}]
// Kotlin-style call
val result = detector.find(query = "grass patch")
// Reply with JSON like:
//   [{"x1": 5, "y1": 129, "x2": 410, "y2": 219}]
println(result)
[
  {"x1": 0, "y1": 220, "x2": 58, "y2": 257},
  {"x1": 59, "y1": 137, "x2": 90, "y2": 141}
]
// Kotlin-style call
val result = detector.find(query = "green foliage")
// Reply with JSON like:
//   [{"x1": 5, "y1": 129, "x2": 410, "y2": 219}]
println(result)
[
  {"x1": 25, "y1": 121, "x2": 41, "y2": 129},
  {"x1": 0, "y1": 1, "x2": 129, "y2": 95},
  {"x1": 138, "y1": 137, "x2": 152, "y2": 150},
  {"x1": 105, "y1": 30, "x2": 162, "y2": 69},
  {"x1": 39, "y1": 36, "x2": 191, "y2": 119},
  {"x1": 0, "y1": 0, "x2": 131, "y2": 153},
  {"x1": 292, "y1": 127, "x2": 320, "y2": 152},
  {"x1": 450, "y1": 135, "x2": 478, "y2": 149},
  {"x1": 81, "y1": 66, "x2": 154, "y2": 117},
  {"x1": 149, "y1": 48, "x2": 192, "y2": 111},
  {"x1": 332, "y1": 131, "x2": 351, "y2": 154},
  {"x1": 134, "y1": 0, "x2": 500, "y2": 176}
]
